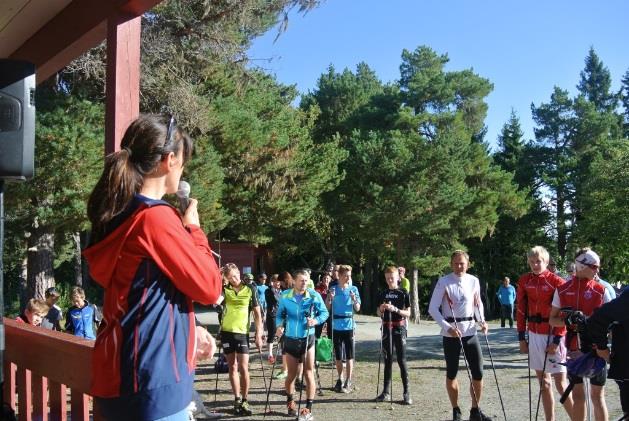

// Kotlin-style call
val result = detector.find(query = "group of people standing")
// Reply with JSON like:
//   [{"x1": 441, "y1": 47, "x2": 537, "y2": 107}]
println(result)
[
  {"x1": 215, "y1": 263, "x2": 371, "y2": 420},
  {"x1": 427, "y1": 246, "x2": 626, "y2": 421},
  {"x1": 62, "y1": 114, "x2": 627, "y2": 421}
]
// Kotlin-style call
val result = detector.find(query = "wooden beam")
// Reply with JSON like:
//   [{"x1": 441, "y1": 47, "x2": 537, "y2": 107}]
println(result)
[
  {"x1": 8, "y1": 0, "x2": 162, "y2": 84},
  {"x1": 105, "y1": 13, "x2": 141, "y2": 154}
]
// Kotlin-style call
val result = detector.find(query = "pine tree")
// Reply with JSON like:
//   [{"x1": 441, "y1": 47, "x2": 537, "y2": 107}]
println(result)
[
  {"x1": 621, "y1": 68, "x2": 629, "y2": 138},
  {"x1": 577, "y1": 47, "x2": 616, "y2": 113}
]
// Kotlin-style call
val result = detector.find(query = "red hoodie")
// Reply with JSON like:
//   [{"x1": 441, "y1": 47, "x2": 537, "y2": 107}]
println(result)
[{"x1": 83, "y1": 195, "x2": 221, "y2": 420}]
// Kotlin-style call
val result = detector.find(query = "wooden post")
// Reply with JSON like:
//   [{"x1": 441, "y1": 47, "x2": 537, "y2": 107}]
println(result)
[
  {"x1": 105, "y1": 13, "x2": 141, "y2": 154},
  {"x1": 32, "y1": 375, "x2": 48, "y2": 421}
]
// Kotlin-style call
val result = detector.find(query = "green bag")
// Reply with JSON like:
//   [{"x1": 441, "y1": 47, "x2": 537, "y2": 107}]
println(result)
[{"x1": 315, "y1": 336, "x2": 333, "y2": 362}]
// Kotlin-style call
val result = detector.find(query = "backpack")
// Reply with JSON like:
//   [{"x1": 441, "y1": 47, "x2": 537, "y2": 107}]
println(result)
[{"x1": 214, "y1": 353, "x2": 229, "y2": 373}]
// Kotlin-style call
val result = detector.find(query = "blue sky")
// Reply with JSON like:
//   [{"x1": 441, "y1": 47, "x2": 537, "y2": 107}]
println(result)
[{"x1": 248, "y1": 0, "x2": 629, "y2": 149}]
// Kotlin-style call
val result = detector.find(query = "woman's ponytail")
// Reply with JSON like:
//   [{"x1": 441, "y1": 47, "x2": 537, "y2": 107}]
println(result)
[{"x1": 87, "y1": 149, "x2": 142, "y2": 242}]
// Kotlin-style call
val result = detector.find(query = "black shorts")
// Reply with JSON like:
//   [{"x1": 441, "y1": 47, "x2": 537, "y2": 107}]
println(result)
[
  {"x1": 569, "y1": 364, "x2": 607, "y2": 386},
  {"x1": 333, "y1": 330, "x2": 355, "y2": 361},
  {"x1": 283, "y1": 335, "x2": 315, "y2": 361},
  {"x1": 443, "y1": 335, "x2": 483, "y2": 380},
  {"x1": 221, "y1": 331, "x2": 249, "y2": 355},
  {"x1": 266, "y1": 315, "x2": 277, "y2": 344}
]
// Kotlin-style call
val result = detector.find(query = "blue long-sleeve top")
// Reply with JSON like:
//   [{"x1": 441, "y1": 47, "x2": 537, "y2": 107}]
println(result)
[
  {"x1": 496, "y1": 284, "x2": 516, "y2": 305},
  {"x1": 276, "y1": 288, "x2": 329, "y2": 339}
]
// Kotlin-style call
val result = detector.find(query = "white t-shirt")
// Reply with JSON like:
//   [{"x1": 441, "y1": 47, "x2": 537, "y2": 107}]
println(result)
[{"x1": 428, "y1": 272, "x2": 484, "y2": 337}]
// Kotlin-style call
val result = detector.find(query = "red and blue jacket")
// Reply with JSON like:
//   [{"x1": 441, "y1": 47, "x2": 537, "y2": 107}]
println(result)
[{"x1": 83, "y1": 195, "x2": 221, "y2": 420}]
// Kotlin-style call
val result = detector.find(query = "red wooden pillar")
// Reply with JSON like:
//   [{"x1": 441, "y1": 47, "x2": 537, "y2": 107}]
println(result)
[{"x1": 105, "y1": 13, "x2": 141, "y2": 154}]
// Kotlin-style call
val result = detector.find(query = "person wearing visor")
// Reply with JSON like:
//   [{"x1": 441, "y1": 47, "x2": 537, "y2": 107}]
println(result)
[{"x1": 550, "y1": 248, "x2": 610, "y2": 421}]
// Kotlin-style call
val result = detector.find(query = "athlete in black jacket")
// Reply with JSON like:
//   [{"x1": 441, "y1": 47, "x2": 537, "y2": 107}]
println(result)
[{"x1": 587, "y1": 289, "x2": 629, "y2": 417}]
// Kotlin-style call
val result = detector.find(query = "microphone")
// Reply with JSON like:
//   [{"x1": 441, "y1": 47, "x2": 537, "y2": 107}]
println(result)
[{"x1": 176, "y1": 180, "x2": 191, "y2": 214}]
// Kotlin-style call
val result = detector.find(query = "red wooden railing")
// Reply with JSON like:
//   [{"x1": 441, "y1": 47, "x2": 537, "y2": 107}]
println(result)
[{"x1": 3, "y1": 318, "x2": 101, "y2": 421}]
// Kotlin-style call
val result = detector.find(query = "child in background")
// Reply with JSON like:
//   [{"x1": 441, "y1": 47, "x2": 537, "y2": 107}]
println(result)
[
  {"x1": 41, "y1": 286, "x2": 63, "y2": 331},
  {"x1": 65, "y1": 286, "x2": 101, "y2": 340},
  {"x1": 16, "y1": 298, "x2": 49, "y2": 326}
]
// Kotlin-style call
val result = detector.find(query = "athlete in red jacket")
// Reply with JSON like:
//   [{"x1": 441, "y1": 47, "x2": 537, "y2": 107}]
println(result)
[
  {"x1": 516, "y1": 246, "x2": 572, "y2": 421},
  {"x1": 550, "y1": 248, "x2": 609, "y2": 421}
]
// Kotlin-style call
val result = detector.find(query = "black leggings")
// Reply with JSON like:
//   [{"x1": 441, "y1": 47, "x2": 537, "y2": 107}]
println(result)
[
  {"x1": 381, "y1": 326, "x2": 409, "y2": 392},
  {"x1": 443, "y1": 335, "x2": 483, "y2": 380}
]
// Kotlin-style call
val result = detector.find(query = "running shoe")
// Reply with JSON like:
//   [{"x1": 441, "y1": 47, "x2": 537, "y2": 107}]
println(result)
[
  {"x1": 298, "y1": 408, "x2": 314, "y2": 421},
  {"x1": 334, "y1": 379, "x2": 343, "y2": 393},
  {"x1": 342, "y1": 379, "x2": 354, "y2": 393},
  {"x1": 374, "y1": 391, "x2": 390, "y2": 402},
  {"x1": 452, "y1": 406, "x2": 462, "y2": 421},
  {"x1": 402, "y1": 391, "x2": 413, "y2": 405},
  {"x1": 469, "y1": 408, "x2": 492, "y2": 421},
  {"x1": 287, "y1": 400, "x2": 297, "y2": 416},
  {"x1": 273, "y1": 371, "x2": 287, "y2": 380},
  {"x1": 234, "y1": 400, "x2": 252, "y2": 417}
]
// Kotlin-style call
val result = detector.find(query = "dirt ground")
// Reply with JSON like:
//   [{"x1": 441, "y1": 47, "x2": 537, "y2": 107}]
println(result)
[{"x1": 195, "y1": 314, "x2": 623, "y2": 421}]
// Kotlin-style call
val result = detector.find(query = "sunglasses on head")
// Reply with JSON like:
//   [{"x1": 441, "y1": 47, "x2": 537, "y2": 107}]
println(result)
[
  {"x1": 164, "y1": 114, "x2": 176, "y2": 150},
  {"x1": 578, "y1": 260, "x2": 599, "y2": 270}
]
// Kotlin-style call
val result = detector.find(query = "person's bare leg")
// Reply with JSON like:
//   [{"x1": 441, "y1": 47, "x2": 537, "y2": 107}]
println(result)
[
  {"x1": 571, "y1": 383, "x2": 586, "y2": 421},
  {"x1": 446, "y1": 377, "x2": 459, "y2": 408},
  {"x1": 285, "y1": 354, "x2": 299, "y2": 395},
  {"x1": 590, "y1": 384, "x2": 608, "y2": 421},
  {"x1": 471, "y1": 379, "x2": 483, "y2": 408},
  {"x1": 553, "y1": 372, "x2": 574, "y2": 418},
  {"x1": 537, "y1": 370, "x2": 556, "y2": 421},
  {"x1": 238, "y1": 354, "x2": 250, "y2": 398},
  {"x1": 304, "y1": 347, "x2": 316, "y2": 400},
  {"x1": 346, "y1": 359, "x2": 354, "y2": 382},
  {"x1": 226, "y1": 353, "x2": 240, "y2": 398}
]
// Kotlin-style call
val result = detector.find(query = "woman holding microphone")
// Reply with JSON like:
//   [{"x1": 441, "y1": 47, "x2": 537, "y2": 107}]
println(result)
[{"x1": 84, "y1": 114, "x2": 222, "y2": 421}]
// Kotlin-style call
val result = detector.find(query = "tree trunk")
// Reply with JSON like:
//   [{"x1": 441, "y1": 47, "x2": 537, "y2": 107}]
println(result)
[
  {"x1": 26, "y1": 228, "x2": 55, "y2": 300},
  {"x1": 19, "y1": 255, "x2": 28, "y2": 310},
  {"x1": 73, "y1": 231, "x2": 83, "y2": 287},
  {"x1": 410, "y1": 268, "x2": 421, "y2": 323}
]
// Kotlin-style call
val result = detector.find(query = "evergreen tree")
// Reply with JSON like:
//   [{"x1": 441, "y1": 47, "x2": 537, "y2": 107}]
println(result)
[
  {"x1": 578, "y1": 139, "x2": 629, "y2": 283},
  {"x1": 468, "y1": 111, "x2": 552, "y2": 291},
  {"x1": 577, "y1": 47, "x2": 617, "y2": 113},
  {"x1": 621, "y1": 68, "x2": 629, "y2": 138},
  {"x1": 531, "y1": 86, "x2": 575, "y2": 260}
]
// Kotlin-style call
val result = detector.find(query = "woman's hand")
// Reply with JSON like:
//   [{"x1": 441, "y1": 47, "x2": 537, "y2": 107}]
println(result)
[
  {"x1": 182, "y1": 198, "x2": 200, "y2": 227},
  {"x1": 195, "y1": 326, "x2": 216, "y2": 362}
]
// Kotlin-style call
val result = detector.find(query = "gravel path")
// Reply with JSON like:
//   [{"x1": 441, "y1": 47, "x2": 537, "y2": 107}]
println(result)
[{"x1": 194, "y1": 313, "x2": 623, "y2": 421}]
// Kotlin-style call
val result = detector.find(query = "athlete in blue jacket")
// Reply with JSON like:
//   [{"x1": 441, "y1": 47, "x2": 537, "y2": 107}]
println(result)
[{"x1": 276, "y1": 270, "x2": 328, "y2": 421}]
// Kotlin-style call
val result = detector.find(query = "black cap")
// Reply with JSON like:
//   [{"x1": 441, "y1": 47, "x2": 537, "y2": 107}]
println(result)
[{"x1": 45, "y1": 287, "x2": 60, "y2": 297}]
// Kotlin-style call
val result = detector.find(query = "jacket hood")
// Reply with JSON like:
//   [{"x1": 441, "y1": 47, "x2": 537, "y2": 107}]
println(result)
[{"x1": 83, "y1": 195, "x2": 171, "y2": 289}]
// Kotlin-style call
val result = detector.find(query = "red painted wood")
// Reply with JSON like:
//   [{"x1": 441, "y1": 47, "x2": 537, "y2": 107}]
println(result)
[
  {"x1": 105, "y1": 13, "x2": 141, "y2": 154},
  {"x1": 4, "y1": 319, "x2": 93, "y2": 391},
  {"x1": 70, "y1": 391, "x2": 89, "y2": 421},
  {"x1": 3, "y1": 362, "x2": 17, "y2": 410},
  {"x1": 17, "y1": 367, "x2": 32, "y2": 421},
  {"x1": 48, "y1": 381, "x2": 67, "y2": 421},
  {"x1": 9, "y1": 0, "x2": 163, "y2": 84},
  {"x1": 32, "y1": 375, "x2": 48, "y2": 421}
]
